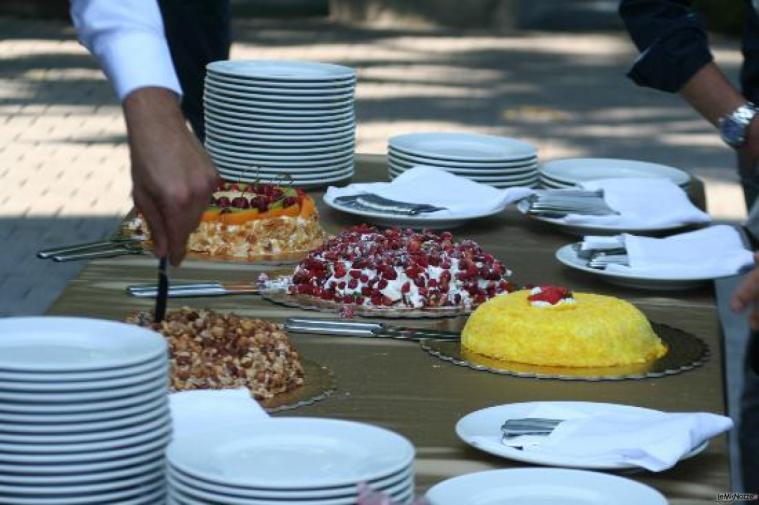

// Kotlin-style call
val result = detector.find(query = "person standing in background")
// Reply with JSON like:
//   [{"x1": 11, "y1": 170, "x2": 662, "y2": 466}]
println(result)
[
  {"x1": 619, "y1": 0, "x2": 758, "y2": 493},
  {"x1": 69, "y1": 0, "x2": 230, "y2": 266}
]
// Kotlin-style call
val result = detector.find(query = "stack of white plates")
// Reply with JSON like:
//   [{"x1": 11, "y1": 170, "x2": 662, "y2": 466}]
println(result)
[
  {"x1": 0, "y1": 317, "x2": 170, "y2": 505},
  {"x1": 204, "y1": 60, "x2": 357, "y2": 187},
  {"x1": 539, "y1": 158, "x2": 692, "y2": 189},
  {"x1": 388, "y1": 132, "x2": 539, "y2": 188},
  {"x1": 167, "y1": 418, "x2": 416, "y2": 505}
]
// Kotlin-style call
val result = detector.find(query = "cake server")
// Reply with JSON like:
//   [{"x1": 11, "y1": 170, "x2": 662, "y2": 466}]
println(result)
[
  {"x1": 37, "y1": 238, "x2": 144, "y2": 260},
  {"x1": 127, "y1": 282, "x2": 259, "y2": 298},
  {"x1": 284, "y1": 317, "x2": 460, "y2": 341},
  {"x1": 333, "y1": 194, "x2": 447, "y2": 215}
]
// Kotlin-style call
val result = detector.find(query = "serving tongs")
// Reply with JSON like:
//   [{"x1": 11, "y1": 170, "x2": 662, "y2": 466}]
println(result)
[
  {"x1": 284, "y1": 317, "x2": 460, "y2": 341},
  {"x1": 127, "y1": 282, "x2": 259, "y2": 298},
  {"x1": 38, "y1": 238, "x2": 145, "y2": 262}
]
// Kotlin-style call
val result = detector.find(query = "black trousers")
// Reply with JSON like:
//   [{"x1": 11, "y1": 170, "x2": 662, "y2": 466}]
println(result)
[{"x1": 157, "y1": 0, "x2": 231, "y2": 141}]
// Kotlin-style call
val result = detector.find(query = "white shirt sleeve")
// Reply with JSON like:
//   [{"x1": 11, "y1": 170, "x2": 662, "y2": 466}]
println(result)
[{"x1": 70, "y1": 0, "x2": 182, "y2": 101}]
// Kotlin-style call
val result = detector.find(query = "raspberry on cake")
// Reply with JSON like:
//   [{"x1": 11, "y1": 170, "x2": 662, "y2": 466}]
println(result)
[
  {"x1": 285, "y1": 225, "x2": 514, "y2": 309},
  {"x1": 125, "y1": 181, "x2": 326, "y2": 261}
]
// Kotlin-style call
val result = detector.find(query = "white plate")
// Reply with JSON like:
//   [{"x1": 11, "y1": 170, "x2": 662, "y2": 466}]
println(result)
[
  {"x1": 206, "y1": 118, "x2": 355, "y2": 137},
  {"x1": 207, "y1": 60, "x2": 356, "y2": 81},
  {"x1": 0, "y1": 411, "x2": 170, "y2": 445},
  {"x1": 205, "y1": 106, "x2": 355, "y2": 123},
  {"x1": 0, "y1": 477, "x2": 165, "y2": 505},
  {"x1": 516, "y1": 199, "x2": 688, "y2": 236},
  {"x1": 205, "y1": 89, "x2": 354, "y2": 107},
  {"x1": 323, "y1": 191, "x2": 506, "y2": 229},
  {"x1": 0, "y1": 394, "x2": 167, "y2": 426},
  {"x1": 167, "y1": 418, "x2": 414, "y2": 490},
  {"x1": 555, "y1": 243, "x2": 718, "y2": 290},
  {"x1": 207, "y1": 71, "x2": 356, "y2": 89},
  {"x1": 0, "y1": 464, "x2": 163, "y2": 495},
  {"x1": 540, "y1": 158, "x2": 691, "y2": 187},
  {"x1": 388, "y1": 157, "x2": 538, "y2": 177},
  {"x1": 207, "y1": 143, "x2": 355, "y2": 163},
  {"x1": 389, "y1": 132, "x2": 536, "y2": 161},
  {"x1": 0, "y1": 445, "x2": 166, "y2": 475},
  {"x1": 0, "y1": 364, "x2": 167, "y2": 393},
  {"x1": 456, "y1": 401, "x2": 709, "y2": 470},
  {"x1": 218, "y1": 171, "x2": 352, "y2": 187},
  {"x1": 425, "y1": 468, "x2": 666, "y2": 505},
  {"x1": 217, "y1": 159, "x2": 354, "y2": 175},
  {"x1": 0, "y1": 430, "x2": 171, "y2": 464},
  {"x1": 169, "y1": 471, "x2": 413, "y2": 504},
  {"x1": 169, "y1": 464, "x2": 412, "y2": 500},
  {"x1": 0, "y1": 387, "x2": 167, "y2": 415},
  {"x1": 206, "y1": 134, "x2": 355, "y2": 153},
  {"x1": 389, "y1": 147, "x2": 537, "y2": 167},
  {"x1": 0, "y1": 356, "x2": 166, "y2": 383},
  {"x1": 0, "y1": 375, "x2": 167, "y2": 403},
  {"x1": 0, "y1": 458, "x2": 165, "y2": 485},
  {"x1": 206, "y1": 79, "x2": 355, "y2": 96},
  {"x1": 388, "y1": 163, "x2": 537, "y2": 183},
  {"x1": 205, "y1": 95, "x2": 353, "y2": 113},
  {"x1": 205, "y1": 85, "x2": 354, "y2": 102},
  {"x1": 0, "y1": 318, "x2": 166, "y2": 373}
]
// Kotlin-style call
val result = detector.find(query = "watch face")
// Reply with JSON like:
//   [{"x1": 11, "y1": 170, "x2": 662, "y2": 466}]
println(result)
[{"x1": 722, "y1": 118, "x2": 746, "y2": 146}]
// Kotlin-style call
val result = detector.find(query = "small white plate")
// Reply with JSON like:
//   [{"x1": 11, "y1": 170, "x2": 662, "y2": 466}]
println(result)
[
  {"x1": 206, "y1": 119, "x2": 354, "y2": 138},
  {"x1": 389, "y1": 147, "x2": 537, "y2": 167},
  {"x1": 205, "y1": 112, "x2": 354, "y2": 130},
  {"x1": 0, "y1": 364, "x2": 166, "y2": 393},
  {"x1": 207, "y1": 60, "x2": 356, "y2": 81},
  {"x1": 323, "y1": 191, "x2": 507, "y2": 229},
  {"x1": 0, "y1": 356, "x2": 166, "y2": 384},
  {"x1": 389, "y1": 132, "x2": 536, "y2": 161},
  {"x1": 0, "y1": 411, "x2": 170, "y2": 446},
  {"x1": 0, "y1": 318, "x2": 166, "y2": 373},
  {"x1": 205, "y1": 106, "x2": 355, "y2": 123},
  {"x1": 456, "y1": 401, "x2": 709, "y2": 470},
  {"x1": 205, "y1": 85, "x2": 354, "y2": 102},
  {"x1": 0, "y1": 375, "x2": 167, "y2": 403},
  {"x1": 168, "y1": 463, "x2": 412, "y2": 500},
  {"x1": 388, "y1": 157, "x2": 537, "y2": 177},
  {"x1": 516, "y1": 199, "x2": 687, "y2": 236},
  {"x1": 205, "y1": 133, "x2": 354, "y2": 152},
  {"x1": 555, "y1": 243, "x2": 718, "y2": 290},
  {"x1": 167, "y1": 418, "x2": 414, "y2": 490},
  {"x1": 216, "y1": 159, "x2": 354, "y2": 175},
  {"x1": 0, "y1": 458, "x2": 165, "y2": 485},
  {"x1": 0, "y1": 445, "x2": 166, "y2": 475},
  {"x1": 0, "y1": 465, "x2": 163, "y2": 495},
  {"x1": 207, "y1": 71, "x2": 356, "y2": 89},
  {"x1": 207, "y1": 143, "x2": 355, "y2": 163},
  {"x1": 425, "y1": 468, "x2": 667, "y2": 505},
  {"x1": 0, "y1": 394, "x2": 167, "y2": 425},
  {"x1": 0, "y1": 387, "x2": 167, "y2": 415},
  {"x1": 217, "y1": 166, "x2": 354, "y2": 182},
  {"x1": 205, "y1": 95, "x2": 353, "y2": 113},
  {"x1": 540, "y1": 158, "x2": 691, "y2": 187},
  {"x1": 388, "y1": 165, "x2": 537, "y2": 185},
  {"x1": 206, "y1": 78, "x2": 355, "y2": 95},
  {"x1": 0, "y1": 477, "x2": 165, "y2": 505},
  {"x1": 205, "y1": 88, "x2": 354, "y2": 106}
]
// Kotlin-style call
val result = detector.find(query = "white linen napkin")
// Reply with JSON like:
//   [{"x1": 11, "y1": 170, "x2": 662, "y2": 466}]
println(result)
[
  {"x1": 587, "y1": 225, "x2": 755, "y2": 277},
  {"x1": 169, "y1": 388, "x2": 269, "y2": 439},
  {"x1": 326, "y1": 166, "x2": 532, "y2": 217},
  {"x1": 558, "y1": 178, "x2": 711, "y2": 228},
  {"x1": 499, "y1": 404, "x2": 733, "y2": 472}
]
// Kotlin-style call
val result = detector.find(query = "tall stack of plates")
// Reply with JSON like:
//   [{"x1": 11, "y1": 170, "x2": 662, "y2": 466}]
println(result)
[
  {"x1": 167, "y1": 418, "x2": 416, "y2": 505},
  {"x1": 0, "y1": 318, "x2": 170, "y2": 505},
  {"x1": 204, "y1": 60, "x2": 357, "y2": 187},
  {"x1": 388, "y1": 132, "x2": 539, "y2": 188},
  {"x1": 539, "y1": 158, "x2": 692, "y2": 189}
]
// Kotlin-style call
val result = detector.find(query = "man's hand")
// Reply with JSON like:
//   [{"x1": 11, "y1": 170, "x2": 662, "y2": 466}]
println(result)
[
  {"x1": 123, "y1": 87, "x2": 219, "y2": 266},
  {"x1": 731, "y1": 252, "x2": 759, "y2": 329}
]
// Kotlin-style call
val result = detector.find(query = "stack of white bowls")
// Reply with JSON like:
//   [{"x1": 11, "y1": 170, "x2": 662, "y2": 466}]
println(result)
[
  {"x1": 0, "y1": 317, "x2": 171, "y2": 505},
  {"x1": 204, "y1": 59, "x2": 357, "y2": 188},
  {"x1": 539, "y1": 158, "x2": 692, "y2": 190},
  {"x1": 167, "y1": 418, "x2": 416, "y2": 505},
  {"x1": 388, "y1": 132, "x2": 539, "y2": 188}
]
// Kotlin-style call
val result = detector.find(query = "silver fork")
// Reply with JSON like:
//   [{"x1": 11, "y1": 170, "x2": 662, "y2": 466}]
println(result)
[{"x1": 501, "y1": 418, "x2": 563, "y2": 438}]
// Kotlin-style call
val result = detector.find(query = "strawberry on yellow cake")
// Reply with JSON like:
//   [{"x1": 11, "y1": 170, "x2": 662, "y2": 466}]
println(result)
[
  {"x1": 126, "y1": 182, "x2": 326, "y2": 260},
  {"x1": 461, "y1": 285, "x2": 667, "y2": 367}
]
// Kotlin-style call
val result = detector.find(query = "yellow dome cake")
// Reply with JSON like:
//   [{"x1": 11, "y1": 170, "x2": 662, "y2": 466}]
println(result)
[{"x1": 461, "y1": 286, "x2": 667, "y2": 367}]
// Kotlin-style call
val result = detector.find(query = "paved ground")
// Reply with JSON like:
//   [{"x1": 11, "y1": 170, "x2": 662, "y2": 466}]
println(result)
[{"x1": 0, "y1": 14, "x2": 751, "y2": 490}]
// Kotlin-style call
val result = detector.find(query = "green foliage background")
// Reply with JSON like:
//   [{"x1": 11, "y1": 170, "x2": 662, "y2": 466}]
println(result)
[{"x1": 693, "y1": 0, "x2": 745, "y2": 34}]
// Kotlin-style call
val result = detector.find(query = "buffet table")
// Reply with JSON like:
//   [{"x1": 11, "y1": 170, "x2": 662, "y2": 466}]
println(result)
[{"x1": 46, "y1": 154, "x2": 729, "y2": 503}]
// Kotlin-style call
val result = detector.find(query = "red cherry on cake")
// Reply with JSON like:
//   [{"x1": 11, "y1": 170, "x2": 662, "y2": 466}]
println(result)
[
  {"x1": 231, "y1": 196, "x2": 249, "y2": 209},
  {"x1": 283, "y1": 196, "x2": 298, "y2": 208},
  {"x1": 528, "y1": 285, "x2": 573, "y2": 305},
  {"x1": 216, "y1": 196, "x2": 231, "y2": 208}
]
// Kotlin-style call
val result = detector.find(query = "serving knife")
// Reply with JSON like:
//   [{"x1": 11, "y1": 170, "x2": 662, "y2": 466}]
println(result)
[
  {"x1": 154, "y1": 257, "x2": 169, "y2": 323},
  {"x1": 284, "y1": 317, "x2": 460, "y2": 341},
  {"x1": 38, "y1": 238, "x2": 144, "y2": 261},
  {"x1": 127, "y1": 282, "x2": 259, "y2": 298}
]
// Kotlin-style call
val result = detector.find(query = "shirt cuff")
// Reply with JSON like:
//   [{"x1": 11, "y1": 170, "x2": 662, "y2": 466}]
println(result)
[
  {"x1": 94, "y1": 30, "x2": 182, "y2": 101},
  {"x1": 626, "y1": 26, "x2": 713, "y2": 93}
]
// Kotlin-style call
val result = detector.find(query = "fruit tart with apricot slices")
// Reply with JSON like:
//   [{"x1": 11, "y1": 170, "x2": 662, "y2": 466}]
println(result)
[
  {"x1": 261, "y1": 225, "x2": 516, "y2": 317},
  {"x1": 124, "y1": 181, "x2": 326, "y2": 263}
]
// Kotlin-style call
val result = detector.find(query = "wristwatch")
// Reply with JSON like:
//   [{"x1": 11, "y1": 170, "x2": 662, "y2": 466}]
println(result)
[{"x1": 719, "y1": 102, "x2": 759, "y2": 148}]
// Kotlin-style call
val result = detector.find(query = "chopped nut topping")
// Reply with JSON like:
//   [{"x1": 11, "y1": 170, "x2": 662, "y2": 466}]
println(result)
[{"x1": 126, "y1": 307, "x2": 304, "y2": 400}]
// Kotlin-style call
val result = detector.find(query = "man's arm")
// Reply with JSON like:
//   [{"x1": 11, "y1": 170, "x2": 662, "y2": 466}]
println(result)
[{"x1": 70, "y1": 0, "x2": 218, "y2": 265}]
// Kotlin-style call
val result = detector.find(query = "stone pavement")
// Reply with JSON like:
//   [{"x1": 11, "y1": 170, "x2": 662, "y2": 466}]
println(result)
[{"x1": 1, "y1": 16, "x2": 746, "y2": 316}]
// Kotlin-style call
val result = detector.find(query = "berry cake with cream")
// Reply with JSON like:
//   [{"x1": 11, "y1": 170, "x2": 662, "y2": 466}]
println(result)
[
  {"x1": 462, "y1": 285, "x2": 668, "y2": 367},
  {"x1": 126, "y1": 182, "x2": 326, "y2": 261},
  {"x1": 282, "y1": 225, "x2": 514, "y2": 310}
]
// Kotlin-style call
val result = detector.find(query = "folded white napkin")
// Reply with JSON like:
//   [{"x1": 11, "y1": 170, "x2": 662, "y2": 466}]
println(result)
[
  {"x1": 326, "y1": 166, "x2": 532, "y2": 217},
  {"x1": 169, "y1": 388, "x2": 269, "y2": 439},
  {"x1": 586, "y1": 225, "x2": 755, "y2": 278},
  {"x1": 500, "y1": 404, "x2": 733, "y2": 472},
  {"x1": 552, "y1": 178, "x2": 710, "y2": 228}
]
